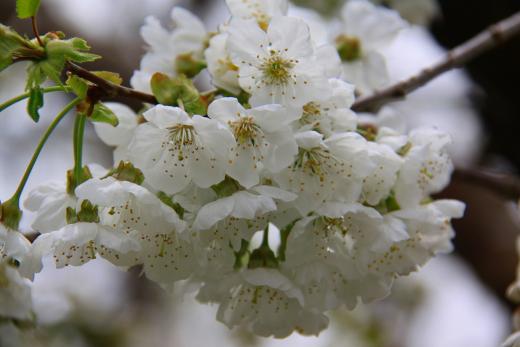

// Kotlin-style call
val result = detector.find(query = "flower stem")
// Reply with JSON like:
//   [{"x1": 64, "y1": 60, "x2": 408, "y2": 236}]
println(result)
[
  {"x1": 31, "y1": 16, "x2": 44, "y2": 47},
  {"x1": 0, "y1": 86, "x2": 69, "y2": 113},
  {"x1": 73, "y1": 112, "x2": 87, "y2": 186},
  {"x1": 8, "y1": 97, "x2": 81, "y2": 205}
]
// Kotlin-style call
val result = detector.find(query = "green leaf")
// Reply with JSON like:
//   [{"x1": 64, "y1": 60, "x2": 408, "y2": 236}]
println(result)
[
  {"x1": 0, "y1": 24, "x2": 41, "y2": 72},
  {"x1": 26, "y1": 37, "x2": 100, "y2": 90},
  {"x1": 16, "y1": 0, "x2": 41, "y2": 19},
  {"x1": 45, "y1": 38, "x2": 100, "y2": 64},
  {"x1": 91, "y1": 71, "x2": 122, "y2": 85},
  {"x1": 89, "y1": 103, "x2": 119, "y2": 127},
  {"x1": 150, "y1": 73, "x2": 207, "y2": 115},
  {"x1": 27, "y1": 86, "x2": 43, "y2": 122},
  {"x1": 66, "y1": 74, "x2": 88, "y2": 99}
]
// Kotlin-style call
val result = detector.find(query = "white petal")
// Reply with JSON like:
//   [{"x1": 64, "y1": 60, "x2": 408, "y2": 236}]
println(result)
[
  {"x1": 193, "y1": 196, "x2": 235, "y2": 230},
  {"x1": 143, "y1": 105, "x2": 190, "y2": 129},
  {"x1": 230, "y1": 191, "x2": 276, "y2": 219},
  {"x1": 93, "y1": 103, "x2": 137, "y2": 147},
  {"x1": 207, "y1": 97, "x2": 244, "y2": 124},
  {"x1": 250, "y1": 186, "x2": 297, "y2": 202},
  {"x1": 267, "y1": 16, "x2": 313, "y2": 58}
]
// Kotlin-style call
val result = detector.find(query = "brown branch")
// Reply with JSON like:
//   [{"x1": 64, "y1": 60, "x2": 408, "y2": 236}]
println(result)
[
  {"x1": 65, "y1": 62, "x2": 158, "y2": 105},
  {"x1": 352, "y1": 11, "x2": 520, "y2": 113},
  {"x1": 453, "y1": 168, "x2": 520, "y2": 201}
]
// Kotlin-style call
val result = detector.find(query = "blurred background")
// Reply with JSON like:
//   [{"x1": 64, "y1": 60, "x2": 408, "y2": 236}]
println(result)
[{"x1": 1, "y1": 0, "x2": 520, "y2": 346}]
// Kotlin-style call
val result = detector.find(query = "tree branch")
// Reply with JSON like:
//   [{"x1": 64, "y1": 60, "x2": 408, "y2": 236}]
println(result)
[
  {"x1": 452, "y1": 168, "x2": 520, "y2": 201},
  {"x1": 65, "y1": 62, "x2": 158, "y2": 105},
  {"x1": 352, "y1": 11, "x2": 520, "y2": 112}
]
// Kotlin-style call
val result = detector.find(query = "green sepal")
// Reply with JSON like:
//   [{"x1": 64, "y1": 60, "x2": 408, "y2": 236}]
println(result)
[
  {"x1": 66, "y1": 166, "x2": 93, "y2": 195},
  {"x1": 211, "y1": 176, "x2": 241, "y2": 198},
  {"x1": 89, "y1": 103, "x2": 119, "y2": 127},
  {"x1": 248, "y1": 246, "x2": 279, "y2": 269},
  {"x1": 150, "y1": 73, "x2": 207, "y2": 115},
  {"x1": 217, "y1": 88, "x2": 251, "y2": 108},
  {"x1": 277, "y1": 219, "x2": 299, "y2": 262},
  {"x1": 105, "y1": 161, "x2": 145, "y2": 185},
  {"x1": 357, "y1": 124, "x2": 378, "y2": 142},
  {"x1": 67, "y1": 200, "x2": 100, "y2": 224},
  {"x1": 175, "y1": 53, "x2": 207, "y2": 78},
  {"x1": 233, "y1": 239, "x2": 250, "y2": 270},
  {"x1": 157, "y1": 191, "x2": 185, "y2": 219},
  {"x1": 373, "y1": 192, "x2": 401, "y2": 214},
  {"x1": 16, "y1": 0, "x2": 41, "y2": 19},
  {"x1": 27, "y1": 86, "x2": 43, "y2": 122},
  {"x1": 0, "y1": 199, "x2": 23, "y2": 230},
  {"x1": 65, "y1": 207, "x2": 78, "y2": 224},
  {"x1": 66, "y1": 74, "x2": 88, "y2": 99}
]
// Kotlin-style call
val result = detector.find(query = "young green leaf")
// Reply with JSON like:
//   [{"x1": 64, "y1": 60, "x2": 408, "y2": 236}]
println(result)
[
  {"x1": 66, "y1": 74, "x2": 88, "y2": 99},
  {"x1": 0, "y1": 24, "x2": 42, "y2": 72},
  {"x1": 27, "y1": 86, "x2": 43, "y2": 122},
  {"x1": 89, "y1": 103, "x2": 119, "y2": 127},
  {"x1": 16, "y1": 0, "x2": 41, "y2": 19},
  {"x1": 150, "y1": 73, "x2": 207, "y2": 115},
  {"x1": 25, "y1": 37, "x2": 100, "y2": 90}
]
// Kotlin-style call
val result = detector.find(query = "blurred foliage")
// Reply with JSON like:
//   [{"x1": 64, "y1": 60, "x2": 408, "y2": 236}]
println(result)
[{"x1": 291, "y1": 0, "x2": 345, "y2": 17}]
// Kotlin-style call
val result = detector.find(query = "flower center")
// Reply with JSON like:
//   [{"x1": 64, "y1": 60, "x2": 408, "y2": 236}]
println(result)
[
  {"x1": 169, "y1": 124, "x2": 196, "y2": 147},
  {"x1": 230, "y1": 116, "x2": 260, "y2": 144},
  {"x1": 336, "y1": 35, "x2": 362, "y2": 62},
  {"x1": 260, "y1": 50, "x2": 295, "y2": 86},
  {"x1": 322, "y1": 217, "x2": 349, "y2": 236},
  {"x1": 293, "y1": 148, "x2": 331, "y2": 177},
  {"x1": 301, "y1": 102, "x2": 322, "y2": 125}
]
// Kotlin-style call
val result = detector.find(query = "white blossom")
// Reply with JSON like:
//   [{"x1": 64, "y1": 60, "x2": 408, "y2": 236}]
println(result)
[
  {"x1": 24, "y1": 181, "x2": 75, "y2": 234},
  {"x1": 197, "y1": 269, "x2": 328, "y2": 338},
  {"x1": 128, "y1": 105, "x2": 235, "y2": 194},
  {"x1": 226, "y1": 0, "x2": 288, "y2": 30},
  {"x1": 274, "y1": 131, "x2": 374, "y2": 215},
  {"x1": 226, "y1": 16, "x2": 335, "y2": 108},
  {"x1": 205, "y1": 33, "x2": 241, "y2": 95},
  {"x1": 93, "y1": 102, "x2": 139, "y2": 163},
  {"x1": 336, "y1": 0, "x2": 406, "y2": 94},
  {"x1": 394, "y1": 128, "x2": 454, "y2": 207},
  {"x1": 131, "y1": 7, "x2": 207, "y2": 93},
  {"x1": 193, "y1": 185, "x2": 296, "y2": 249},
  {"x1": 0, "y1": 263, "x2": 32, "y2": 321},
  {"x1": 297, "y1": 78, "x2": 357, "y2": 136},
  {"x1": 208, "y1": 97, "x2": 299, "y2": 187}
]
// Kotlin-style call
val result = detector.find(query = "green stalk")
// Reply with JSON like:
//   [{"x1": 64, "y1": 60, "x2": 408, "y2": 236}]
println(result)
[
  {"x1": 8, "y1": 97, "x2": 81, "y2": 205},
  {"x1": 73, "y1": 112, "x2": 87, "y2": 186},
  {"x1": 0, "y1": 86, "x2": 69, "y2": 113}
]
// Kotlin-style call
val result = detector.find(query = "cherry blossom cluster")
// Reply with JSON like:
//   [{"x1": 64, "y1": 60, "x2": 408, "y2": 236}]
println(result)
[{"x1": 1, "y1": 0, "x2": 464, "y2": 338}]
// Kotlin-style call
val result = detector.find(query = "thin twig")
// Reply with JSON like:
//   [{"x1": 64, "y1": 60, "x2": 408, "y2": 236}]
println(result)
[
  {"x1": 352, "y1": 11, "x2": 520, "y2": 112},
  {"x1": 65, "y1": 62, "x2": 158, "y2": 104},
  {"x1": 452, "y1": 168, "x2": 520, "y2": 201},
  {"x1": 31, "y1": 16, "x2": 44, "y2": 47}
]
